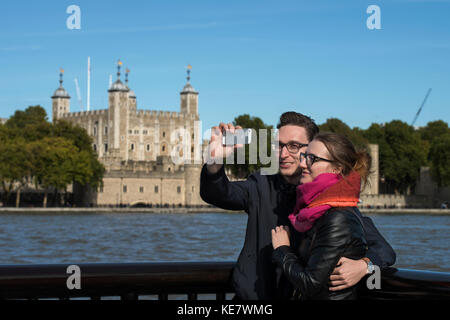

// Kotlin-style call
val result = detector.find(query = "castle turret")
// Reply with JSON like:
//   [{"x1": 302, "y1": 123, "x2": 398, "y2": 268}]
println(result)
[
  {"x1": 108, "y1": 60, "x2": 130, "y2": 159},
  {"x1": 125, "y1": 68, "x2": 137, "y2": 111},
  {"x1": 180, "y1": 65, "x2": 198, "y2": 117},
  {"x1": 51, "y1": 69, "x2": 70, "y2": 122}
]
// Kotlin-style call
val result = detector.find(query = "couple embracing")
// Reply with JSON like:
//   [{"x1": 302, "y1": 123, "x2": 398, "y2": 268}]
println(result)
[{"x1": 200, "y1": 111, "x2": 396, "y2": 300}]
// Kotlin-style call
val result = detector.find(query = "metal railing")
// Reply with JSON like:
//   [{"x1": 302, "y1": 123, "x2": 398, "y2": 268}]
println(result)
[{"x1": 0, "y1": 262, "x2": 449, "y2": 300}]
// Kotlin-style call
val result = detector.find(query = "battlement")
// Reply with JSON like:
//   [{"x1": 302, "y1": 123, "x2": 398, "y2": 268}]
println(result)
[
  {"x1": 134, "y1": 109, "x2": 184, "y2": 119},
  {"x1": 61, "y1": 109, "x2": 108, "y2": 118}
]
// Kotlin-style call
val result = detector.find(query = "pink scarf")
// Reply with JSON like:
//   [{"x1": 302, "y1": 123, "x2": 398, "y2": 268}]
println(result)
[{"x1": 288, "y1": 172, "x2": 360, "y2": 232}]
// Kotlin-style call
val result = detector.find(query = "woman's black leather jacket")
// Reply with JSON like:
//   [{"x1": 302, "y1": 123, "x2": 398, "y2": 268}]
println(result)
[{"x1": 272, "y1": 207, "x2": 368, "y2": 300}]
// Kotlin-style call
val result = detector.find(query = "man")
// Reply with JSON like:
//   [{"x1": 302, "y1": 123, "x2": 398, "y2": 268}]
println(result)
[{"x1": 200, "y1": 111, "x2": 396, "y2": 300}]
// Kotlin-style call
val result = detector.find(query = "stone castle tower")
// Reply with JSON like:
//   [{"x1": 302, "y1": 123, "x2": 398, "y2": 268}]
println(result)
[
  {"x1": 51, "y1": 69, "x2": 70, "y2": 122},
  {"x1": 52, "y1": 61, "x2": 206, "y2": 207}
]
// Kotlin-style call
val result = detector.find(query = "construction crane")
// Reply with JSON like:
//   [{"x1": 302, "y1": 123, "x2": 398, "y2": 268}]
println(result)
[
  {"x1": 411, "y1": 88, "x2": 432, "y2": 126},
  {"x1": 74, "y1": 77, "x2": 83, "y2": 111}
]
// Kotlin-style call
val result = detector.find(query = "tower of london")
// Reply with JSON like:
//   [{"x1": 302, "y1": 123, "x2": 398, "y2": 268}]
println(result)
[{"x1": 51, "y1": 62, "x2": 206, "y2": 207}]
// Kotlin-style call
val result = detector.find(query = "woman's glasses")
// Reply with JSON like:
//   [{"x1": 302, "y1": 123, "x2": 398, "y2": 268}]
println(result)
[{"x1": 300, "y1": 152, "x2": 334, "y2": 167}]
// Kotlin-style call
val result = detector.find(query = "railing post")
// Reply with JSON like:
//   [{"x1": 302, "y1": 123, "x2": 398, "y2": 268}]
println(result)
[
  {"x1": 158, "y1": 293, "x2": 168, "y2": 300},
  {"x1": 216, "y1": 292, "x2": 226, "y2": 300},
  {"x1": 121, "y1": 293, "x2": 138, "y2": 300},
  {"x1": 187, "y1": 293, "x2": 197, "y2": 300}
]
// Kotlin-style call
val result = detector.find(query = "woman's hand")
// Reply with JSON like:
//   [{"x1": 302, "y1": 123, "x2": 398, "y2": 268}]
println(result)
[{"x1": 271, "y1": 225, "x2": 291, "y2": 249}]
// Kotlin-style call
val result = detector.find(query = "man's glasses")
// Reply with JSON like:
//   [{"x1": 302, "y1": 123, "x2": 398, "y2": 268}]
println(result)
[
  {"x1": 300, "y1": 152, "x2": 334, "y2": 167},
  {"x1": 274, "y1": 142, "x2": 308, "y2": 154}
]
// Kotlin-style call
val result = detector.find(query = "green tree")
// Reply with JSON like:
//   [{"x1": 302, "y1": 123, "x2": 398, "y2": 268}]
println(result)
[
  {"x1": 429, "y1": 133, "x2": 450, "y2": 187},
  {"x1": 2, "y1": 108, "x2": 105, "y2": 207},
  {"x1": 52, "y1": 120, "x2": 95, "y2": 152},
  {"x1": 418, "y1": 120, "x2": 449, "y2": 167},
  {"x1": 365, "y1": 120, "x2": 428, "y2": 194},
  {"x1": 51, "y1": 120, "x2": 105, "y2": 191},
  {"x1": 5, "y1": 105, "x2": 51, "y2": 141},
  {"x1": 30, "y1": 137, "x2": 76, "y2": 207},
  {"x1": 225, "y1": 114, "x2": 274, "y2": 179},
  {"x1": 419, "y1": 120, "x2": 449, "y2": 143},
  {"x1": 0, "y1": 138, "x2": 32, "y2": 206}
]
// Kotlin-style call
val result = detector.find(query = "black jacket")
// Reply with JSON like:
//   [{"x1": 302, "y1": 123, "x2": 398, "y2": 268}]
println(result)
[
  {"x1": 200, "y1": 164, "x2": 396, "y2": 300},
  {"x1": 272, "y1": 207, "x2": 367, "y2": 300}
]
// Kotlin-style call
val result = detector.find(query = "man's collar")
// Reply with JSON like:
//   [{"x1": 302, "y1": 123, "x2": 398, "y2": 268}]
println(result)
[{"x1": 276, "y1": 172, "x2": 299, "y2": 193}]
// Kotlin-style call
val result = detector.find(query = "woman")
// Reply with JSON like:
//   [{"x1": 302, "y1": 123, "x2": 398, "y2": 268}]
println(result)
[{"x1": 272, "y1": 132, "x2": 371, "y2": 300}]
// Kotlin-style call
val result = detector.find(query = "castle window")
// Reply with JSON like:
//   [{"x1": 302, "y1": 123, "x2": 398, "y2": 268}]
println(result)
[
  {"x1": 134, "y1": 130, "x2": 139, "y2": 134},
  {"x1": 128, "y1": 130, "x2": 132, "y2": 134},
  {"x1": 139, "y1": 186, "x2": 144, "y2": 193},
  {"x1": 191, "y1": 146, "x2": 194, "y2": 153},
  {"x1": 123, "y1": 185, "x2": 127, "y2": 193},
  {"x1": 93, "y1": 127, "x2": 97, "y2": 136},
  {"x1": 143, "y1": 130, "x2": 148, "y2": 135},
  {"x1": 162, "y1": 146, "x2": 165, "y2": 152},
  {"x1": 162, "y1": 131, "x2": 166, "y2": 138},
  {"x1": 177, "y1": 186, "x2": 181, "y2": 194},
  {"x1": 104, "y1": 144, "x2": 108, "y2": 152},
  {"x1": 168, "y1": 167, "x2": 171, "y2": 172},
  {"x1": 93, "y1": 144, "x2": 97, "y2": 152},
  {"x1": 104, "y1": 126, "x2": 108, "y2": 135},
  {"x1": 154, "y1": 186, "x2": 159, "y2": 193},
  {"x1": 146, "y1": 144, "x2": 150, "y2": 152},
  {"x1": 131, "y1": 143, "x2": 134, "y2": 151}
]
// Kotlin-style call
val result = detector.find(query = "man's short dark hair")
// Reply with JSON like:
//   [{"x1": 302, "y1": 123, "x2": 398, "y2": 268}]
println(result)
[{"x1": 277, "y1": 111, "x2": 319, "y2": 141}]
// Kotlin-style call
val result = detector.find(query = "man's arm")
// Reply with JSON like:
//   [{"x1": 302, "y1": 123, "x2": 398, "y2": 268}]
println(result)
[
  {"x1": 328, "y1": 209, "x2": 397, "y2": 291},
  {"x1": 200, "y1": 164, "x2": 251, "y2": 212},
  {"x1": 361, "y1": 215, "x2": 396, "y2": 268},
  {"x1": 200, "y1": 122, "x2": 254, "y2": 212}
]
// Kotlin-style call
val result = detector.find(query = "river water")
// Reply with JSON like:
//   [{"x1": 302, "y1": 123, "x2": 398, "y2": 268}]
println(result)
[{"x1": 0, "y1": 212, "x2": 448, "y2": 272}]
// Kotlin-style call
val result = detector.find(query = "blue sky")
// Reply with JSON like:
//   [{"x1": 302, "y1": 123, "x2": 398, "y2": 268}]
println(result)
[{"x1": 0, "y1": 0, "x2": 449, "y2": 132}]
